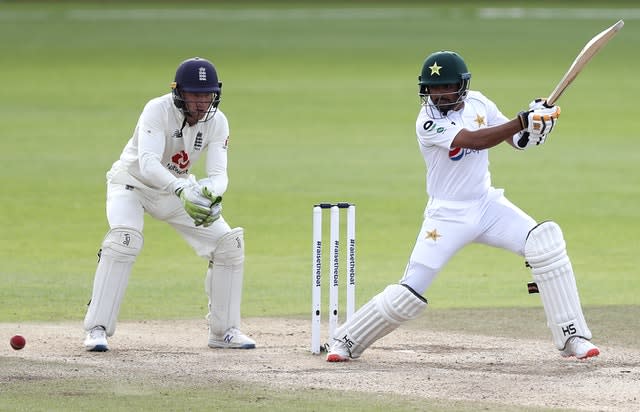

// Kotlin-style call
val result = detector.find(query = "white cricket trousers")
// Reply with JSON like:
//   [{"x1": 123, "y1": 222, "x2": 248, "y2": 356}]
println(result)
[
  {"x1": 106, "y1": 182, "x2": 231, "y2": 258},
  {"x1": 401, "y1": 187, "x2": 536, "y2": 294}
]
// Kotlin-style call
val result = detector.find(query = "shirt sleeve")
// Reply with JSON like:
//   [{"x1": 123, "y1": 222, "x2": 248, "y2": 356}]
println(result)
[
  {"x1": 483, "y1": 94, "x2": 510, "y2": 126},
  {"x1": 416, "y1": 114, "x2": 462, "y2": 150},
  {"x1": 204, "y1": 114, "x2": 230, "y2": 196},
  {"x1": 137, "y1": 102, "x2": 181, "y2": 193}
]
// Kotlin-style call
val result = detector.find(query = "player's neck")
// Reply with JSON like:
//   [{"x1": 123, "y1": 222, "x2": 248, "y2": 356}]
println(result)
[
  {"x1": 441, "y1": 101, "x2": 465, "y2": 116},
  {"x1": 185, "y1": 115, "x2": 198, "y2": 126},
  {"x1": 453, "y1": 101, "x2": 465, "y2": 112}
]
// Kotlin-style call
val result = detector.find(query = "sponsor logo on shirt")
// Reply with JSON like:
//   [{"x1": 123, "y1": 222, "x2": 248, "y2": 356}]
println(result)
[
  {"x1": 448, "y1": 147, "x2": 479, "y2": 161},
  {"x1": 423, "y1": 120, "x2": 445, "y2": 134},
  {"x1": 423, "y1": 120, "x2": 435, "y2": 131},
  {"x1": 194, "y1": 132, "x2": 203, "y2": 151},
  {"x1": 168, "y1": 150, "x2": 190, "y2": 174}
]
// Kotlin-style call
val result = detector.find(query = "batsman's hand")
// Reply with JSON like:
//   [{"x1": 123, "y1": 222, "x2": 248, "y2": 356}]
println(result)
[
  {"x1": 515, "y1": 105, "x2": 560, "y2": 149},
  {"x1": 513, "y1": 130, "x2": 548, "y2": 149},
  {"x1": 528, "y1": 98, "x2": 548, "y2": 110}
]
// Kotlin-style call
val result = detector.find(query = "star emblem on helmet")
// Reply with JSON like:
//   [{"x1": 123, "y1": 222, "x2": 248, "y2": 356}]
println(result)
[
  {"x1": 429, "y1": 62, "x2": 442, "y2": 76},
  {"x1": 425, "y1": 228, "x2": 441, "y2": 241},
  {"x1": 475, "y1": 115, "x2": 485, "y2": 126}
]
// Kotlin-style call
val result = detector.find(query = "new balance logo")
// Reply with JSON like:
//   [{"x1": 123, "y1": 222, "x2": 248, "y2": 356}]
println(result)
[{"x1": 223, "y1": 334, "x2": 233, "y2": 343}]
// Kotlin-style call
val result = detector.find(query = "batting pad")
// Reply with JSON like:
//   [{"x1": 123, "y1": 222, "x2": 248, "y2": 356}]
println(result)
[
  {"x1": 206, "y1": 227, "x2": 244, "y2": 337},
  {"x1": 84, "y1": 227, "x2": 143, "y2": 336},
  {"x1": 332, "y1": 284, "x2": 427, "y2": 359},
  {"x1": 525, "y1": 221, "x2": 592, "y2": 349}
]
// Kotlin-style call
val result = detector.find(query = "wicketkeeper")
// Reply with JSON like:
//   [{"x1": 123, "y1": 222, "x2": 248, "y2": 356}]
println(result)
[
  {"x1": 83, "y1": 57, "x2": 255, "y2": 351},
  {"x1": 326, "y1": 51, "x2": 599, "y2": 362}
]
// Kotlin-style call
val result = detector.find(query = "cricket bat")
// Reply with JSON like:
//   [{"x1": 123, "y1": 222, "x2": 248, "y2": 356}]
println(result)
[{"x1": 547, "y1": 19, "x2": 624, "y2": 105}]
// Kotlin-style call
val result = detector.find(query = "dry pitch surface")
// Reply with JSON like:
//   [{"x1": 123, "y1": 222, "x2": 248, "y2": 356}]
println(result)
[{"x1": 1, "y1": 318, "x2": 639, "y2": 411}]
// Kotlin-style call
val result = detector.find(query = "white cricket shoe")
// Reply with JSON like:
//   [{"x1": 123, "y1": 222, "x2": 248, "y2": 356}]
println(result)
[
  {"x1": 561, "y1": 337, "x2": 600, "y2": 359},
  {"x1": 208, "y1": 327, "x2": 255, "y2": 349},
  {"x1": 326, "y1": 340, "x2": 351, "y2": 362},
  {"x1": 84, "y1": 326, "x2": 109, "y2": 352}
]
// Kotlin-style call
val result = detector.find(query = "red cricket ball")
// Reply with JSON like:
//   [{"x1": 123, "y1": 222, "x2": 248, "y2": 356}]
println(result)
[{"x1": 10, "y1": 335, "x2": 26, "y2": 350}]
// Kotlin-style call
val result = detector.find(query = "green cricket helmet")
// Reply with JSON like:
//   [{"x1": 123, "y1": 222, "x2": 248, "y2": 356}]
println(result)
[{"x1": 418, "y1": 51, "x2": 471, "y2": 115}]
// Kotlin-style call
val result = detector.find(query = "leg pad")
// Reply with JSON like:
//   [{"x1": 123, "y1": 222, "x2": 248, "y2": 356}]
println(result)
[
  {"x1": 84, "y1": 227, "x2": 143, "y2": 336},
  {"x1": 332, "y1": 284, "x2": 427, "y2": 358},
  {"x1": 525, "y1": 221, "x2": 592, "y2": 349},
  {"x1": 206, "y1": 228, "x2": 245, "y2": 336}
]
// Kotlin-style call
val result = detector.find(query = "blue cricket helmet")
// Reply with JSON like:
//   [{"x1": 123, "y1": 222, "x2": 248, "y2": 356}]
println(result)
[{"x1": 171, "y1": 57, "x2": 222, "y2": 119}]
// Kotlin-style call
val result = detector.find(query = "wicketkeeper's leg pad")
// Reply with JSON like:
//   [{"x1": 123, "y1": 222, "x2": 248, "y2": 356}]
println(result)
[
  {"x1": 332, "y1": 283, "x2": 427, "y2": 359},
  {"x1": 525, "y1": 221, "x2": 592, "y2": 350},
  {"x1": 206, "y1": 227, "x2": 245, "y2": 337},
  {"x1": 84, "y1": 227, "x2": 143, "y2": 336}
]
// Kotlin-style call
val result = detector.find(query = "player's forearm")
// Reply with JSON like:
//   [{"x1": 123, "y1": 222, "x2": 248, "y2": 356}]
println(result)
[
  {"x1": 453, "y1": 118, "x2": 522, "y2": 150},
  {"x1": 139, "y1": 151, "x2": 184, "y2": 193},
  {"x1": 204, "y1": 143, "x2": 229, "y2": 195},
  {"x1": 200, "y1": 174, "x2": 228, "y2": 197}
]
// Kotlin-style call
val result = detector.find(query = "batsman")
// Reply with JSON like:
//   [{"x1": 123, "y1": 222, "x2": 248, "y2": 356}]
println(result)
[
  {"x1": 83, "y1": 57, "x2": 255, "y2": 351},
  {"x1": 327, "y1": 51, "x2": 599, "y2": 362}
]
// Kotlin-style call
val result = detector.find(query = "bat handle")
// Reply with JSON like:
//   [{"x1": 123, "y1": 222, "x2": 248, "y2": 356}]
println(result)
[{"x1": 546, "y1": 94, "x2": 559, "y2": 107}]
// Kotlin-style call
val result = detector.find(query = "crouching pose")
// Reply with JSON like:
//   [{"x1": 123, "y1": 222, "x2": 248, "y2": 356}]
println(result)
[
  {"x1": 83, "y1": 57, "x2": 255, "y2": 351},
  {"x1": 327, "y1": 51, "x2": 598, "y2": 362}
]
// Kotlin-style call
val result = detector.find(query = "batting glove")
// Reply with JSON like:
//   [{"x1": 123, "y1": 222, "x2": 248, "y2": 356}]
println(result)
[
  {"x1": 528, "y1": 98, "x2": 548, "y2": 111},
  {"x1": 516, "y1": 105, "x2": 560, "y2": 149}
]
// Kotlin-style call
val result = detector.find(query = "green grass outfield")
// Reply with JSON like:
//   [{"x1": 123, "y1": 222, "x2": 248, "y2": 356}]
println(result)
[{"x1": 1, "y1": 1, "x2": 638, "y2": 410}]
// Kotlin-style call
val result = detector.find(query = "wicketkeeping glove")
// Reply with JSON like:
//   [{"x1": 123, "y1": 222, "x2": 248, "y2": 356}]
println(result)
[
  {"x1": 175, "y1": 176, "x2": 222, "y2": 227},
  {"x1": 201, "y1": 186, "x2": 222, "y2": 227},
  {"x1": 515, "y1": 104, "x2": 561, "y2": 149}
]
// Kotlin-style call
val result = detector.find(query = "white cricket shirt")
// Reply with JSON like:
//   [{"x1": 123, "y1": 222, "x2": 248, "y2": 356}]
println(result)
[
  {"x1": 108, "y1": 93, "x2": 230, "y2": 195},
  {"x1": 415, "y1": 90, "x2": 509, "y2": 201}
]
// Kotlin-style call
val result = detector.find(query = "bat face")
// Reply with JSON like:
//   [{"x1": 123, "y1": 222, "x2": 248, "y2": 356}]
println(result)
[{"x1": 547, "y1": 19, "x2": 624, "y2": 106}]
